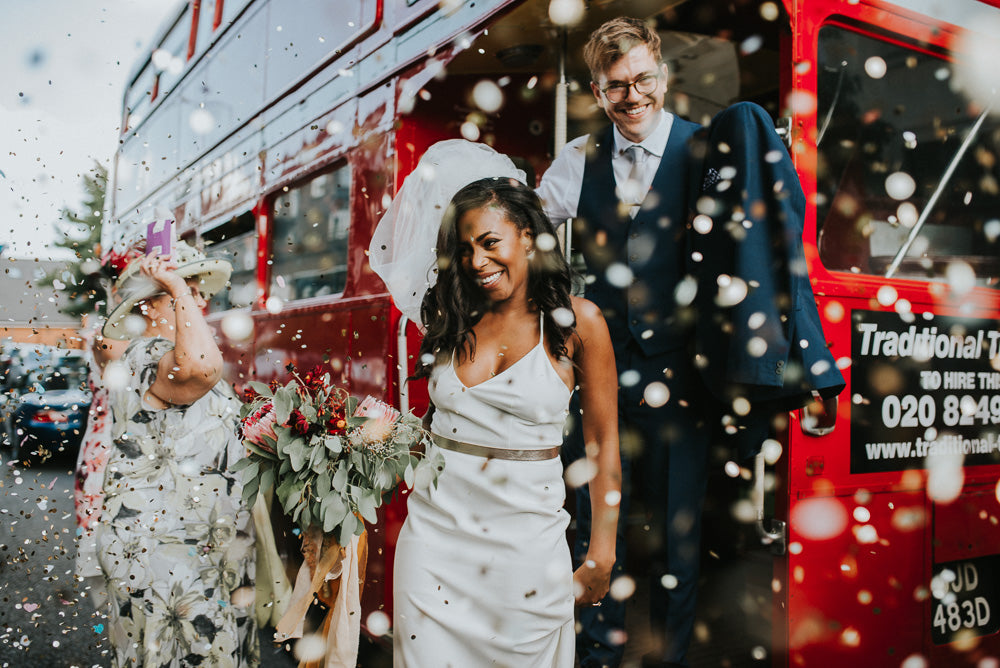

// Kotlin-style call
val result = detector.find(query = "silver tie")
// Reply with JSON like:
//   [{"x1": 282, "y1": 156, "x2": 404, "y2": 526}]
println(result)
[{"x1": 624, "y1": 145, "x2": 645, "y2": 218}]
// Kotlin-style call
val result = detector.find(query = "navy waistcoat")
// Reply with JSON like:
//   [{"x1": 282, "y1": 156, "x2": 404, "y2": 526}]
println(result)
[{"x1": 575, "y1": 119, "x2": 702, "y2": 359}]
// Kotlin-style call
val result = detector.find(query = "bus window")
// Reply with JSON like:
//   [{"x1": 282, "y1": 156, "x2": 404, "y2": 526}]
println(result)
[
  {"x1": 220, "y1": 0, "x2": 250, "y2": 30},
  {"x1": 124, "y1": 63, "x2": 156, "y2": 130},
  {"x1": 153, "y1": 5, "x2": 192, "y2": 100},
  {"x1": 263, "y1": 0, "x2": 365, "y2": 102},
  {"x1": 179, "y1": 4, "x2": 266, "y2": 162},
  {"x1": 202, "y1": 211, "x2": 257, "y2": 312},
  {"x1": 269, "y1": 166, "x2": 350, "y2": 302},
  {"x1": 194, "y1": 0, "x2": 221, "y2": 57},
  {"x1": 815, "y1": 25, "x2": 1000, "y2": 285}
]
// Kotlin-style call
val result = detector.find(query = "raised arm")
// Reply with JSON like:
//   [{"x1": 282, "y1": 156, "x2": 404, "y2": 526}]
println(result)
[
  {"x1": 569, "y1": 295, "x2": 621, "y2": 606},
  {"x1": 141, "y1": 255, "x2": 224, "y2": 408}
]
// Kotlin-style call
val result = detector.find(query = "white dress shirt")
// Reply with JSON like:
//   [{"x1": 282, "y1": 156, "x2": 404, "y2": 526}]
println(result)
[{"x1": 536, "y1": 110, "x2": 675, "y2": 226}]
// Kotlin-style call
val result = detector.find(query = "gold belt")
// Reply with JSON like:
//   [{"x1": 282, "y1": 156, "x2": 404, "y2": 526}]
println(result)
[{"x1": 431, "y1": 434, "x2": 560, "y2": 461}]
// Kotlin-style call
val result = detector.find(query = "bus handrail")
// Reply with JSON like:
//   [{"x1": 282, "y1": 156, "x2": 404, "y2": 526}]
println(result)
[
  {"x1": 397, "y1": 315, "x2": 410, "y2": 415},
  {"x1": 885, "y1": 100, "x2": 993, "y2": 278},
  {"x1": 754, "y1": 451, "x2": 787, "y2": 555}
]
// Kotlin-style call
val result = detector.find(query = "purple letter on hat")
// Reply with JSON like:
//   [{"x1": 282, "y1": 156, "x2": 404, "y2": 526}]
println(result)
[{"x1": 146, "y1": 219, "x2": 173, "y2": 257}]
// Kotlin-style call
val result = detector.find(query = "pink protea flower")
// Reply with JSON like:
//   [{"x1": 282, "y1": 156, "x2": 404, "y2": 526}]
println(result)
[
  {"x1": 242, "y1": 402, "x2": 278, "y2": 453},
  {"x1": 354, "y1": 395, "x2": 400, "y2": 443}
]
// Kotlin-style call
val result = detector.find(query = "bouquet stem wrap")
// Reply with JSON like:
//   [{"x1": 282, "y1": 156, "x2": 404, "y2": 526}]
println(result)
[
  {"x1": 275, "y1": 524, "x2": 368, "y2": 668},
  {"x1": 252, "y1": 495, "x2": 293, "y2": 627}
]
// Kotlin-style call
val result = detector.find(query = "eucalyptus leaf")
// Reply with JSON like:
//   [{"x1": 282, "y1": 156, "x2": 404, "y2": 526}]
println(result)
[
  {"x1": 242, "y1": 476, "x2": 260, "y2": 507},
  {"x1": 274, "y1": 389, "x2": 293, "y2": 424},
  {"x1": 283, "y1": 485, "x2": 303, "y2": 513},
  {"x1": 358, "y1": 491, "x2": 378, "y2": 524},
  {"x1": 308, "y1": 442, "x2": 328, "y2": 473},
  {"x1": 276, "y1": 428, "x2": 298, "y2": 455},
  {"x1": 260, "y1": 467, "x2": 275, "y2": 494},
  {"x1": 288, "y1": 441, "x2": 309, "y2": 472},
  {"x1": 245, "y1": 439, "x2": 278, "y2": 461},
  {"x1": 323, "y1": 435, "x2": 343, "y2": 454},
  {"x1": 275, "y1": 477, "x2": 295, "y2": 504},
  {"x1": 231, "y1": 457, "x2": 256, "y2": 474},
  {"x1": 321, "y1": 494, "x2": 348, "y2": 533},
  {"x1": 316, "y1": 471, "x2": 332, "y2": 497},
  {"x1": 246, "y1": 381, "x2": 273, "y2": 398},
  {"x1": 339, "y1": 512, "x2": 358, "y2": 544},
  {"x1": 332, "y1": 463, "x2": 348, "y2": 491}
]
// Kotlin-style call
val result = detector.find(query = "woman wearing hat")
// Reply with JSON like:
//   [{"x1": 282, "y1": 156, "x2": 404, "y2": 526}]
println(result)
[
  {"x1": 73, "y1": 247, "x2": 140, "y2": 613},
  {"x1": 96, "y1": 243, "x2": 259, "y2": 667}
]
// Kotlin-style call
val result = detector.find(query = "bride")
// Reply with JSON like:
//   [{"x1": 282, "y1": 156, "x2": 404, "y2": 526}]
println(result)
[{"x1": 371, "y1": 140, "x2": 621, "y2": 666}]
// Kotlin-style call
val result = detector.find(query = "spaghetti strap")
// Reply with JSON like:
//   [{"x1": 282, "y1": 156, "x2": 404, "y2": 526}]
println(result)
[{"x1": 539, "y1": 311, "x2": 545, "y2": 346}]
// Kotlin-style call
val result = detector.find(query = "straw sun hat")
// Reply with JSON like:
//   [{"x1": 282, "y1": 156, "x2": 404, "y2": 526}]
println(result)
[{"x1": 102, "y1": 241, "x2": 232, "y2": 340}]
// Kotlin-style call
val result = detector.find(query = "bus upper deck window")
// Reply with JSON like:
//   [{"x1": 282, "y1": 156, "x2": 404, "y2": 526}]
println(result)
[
  {"x1": 815, "y1": 25, "x2": 1000, "y2": 287},
  {"x1": 269, "y1": 166, "x2": 351, "y2": 302}
]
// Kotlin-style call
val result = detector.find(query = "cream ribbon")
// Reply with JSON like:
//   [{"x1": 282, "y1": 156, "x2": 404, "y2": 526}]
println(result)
[
  {"x1": 274, "y1": 527, "x2": 362, "y2": 668},
  {"x1": 252, "y1": 499, "x2": 293, "y2": 628}
]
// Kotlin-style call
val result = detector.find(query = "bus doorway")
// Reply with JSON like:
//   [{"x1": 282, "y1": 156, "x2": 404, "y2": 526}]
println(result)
[{"x1": 395, "y1": 2, "x2": 786, "y2": 665}]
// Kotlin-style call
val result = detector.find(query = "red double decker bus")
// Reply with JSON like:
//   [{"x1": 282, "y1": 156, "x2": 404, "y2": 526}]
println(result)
[{"x1": 104, "y1": 0, "x2": 1000, "y2": 664}]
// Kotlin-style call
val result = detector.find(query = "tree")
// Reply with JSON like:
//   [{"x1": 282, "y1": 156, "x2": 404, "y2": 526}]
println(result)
[{"x1": 39, "y1": 162, "x2": 110, "y2": 317}]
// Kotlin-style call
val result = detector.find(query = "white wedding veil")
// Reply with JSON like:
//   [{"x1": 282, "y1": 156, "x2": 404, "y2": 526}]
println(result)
[{"x1": 369, "y1": 139, "x2": 527, "y2": 328}]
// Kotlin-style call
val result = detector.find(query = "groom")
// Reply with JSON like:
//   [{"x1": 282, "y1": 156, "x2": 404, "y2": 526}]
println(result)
[
  {"x1": 537, "y1": 17, "x2": 708, "y2": 668},
  {"x1": 539, "y1": 14, "x2": 845, "y2": 667}
]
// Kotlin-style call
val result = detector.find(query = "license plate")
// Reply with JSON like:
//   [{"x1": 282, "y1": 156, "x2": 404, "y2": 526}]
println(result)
[{"x1": 932, "y1": 555, "x2": 1000, "y2": 644}]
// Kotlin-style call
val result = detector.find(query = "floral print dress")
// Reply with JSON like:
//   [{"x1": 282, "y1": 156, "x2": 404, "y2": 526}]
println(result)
[
  {"x1": 74, "y1": 330, "x2": 113, "y2": 581},
  {"x1": 97, "y1": 337, "x2": 259, "y2": 667}
]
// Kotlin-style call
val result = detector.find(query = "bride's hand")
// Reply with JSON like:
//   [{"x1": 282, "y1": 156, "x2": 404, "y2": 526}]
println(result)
[{"x1": 573, "y1": 554, "x2": 613, "y2": 606}]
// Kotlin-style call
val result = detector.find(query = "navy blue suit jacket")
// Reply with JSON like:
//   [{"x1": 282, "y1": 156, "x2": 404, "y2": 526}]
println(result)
[{"x1": 687, "y1": 102, "x2": 845, "y2": 456}]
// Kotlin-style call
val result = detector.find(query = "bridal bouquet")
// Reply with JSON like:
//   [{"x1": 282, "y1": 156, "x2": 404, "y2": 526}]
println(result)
[{"x1": 234, "y1": 365, "x2": 443, "y2": 544}]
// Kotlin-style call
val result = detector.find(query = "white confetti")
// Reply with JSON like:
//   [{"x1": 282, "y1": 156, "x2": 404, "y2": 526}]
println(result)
[
  {"x1": 864, "y1": 56, "x2": 887, "y2": 79},
  {"x1": 643, "y1": 382, "x2": 669, "y2": 408},
  {"x1": 789, "y1": 496, "x2": 848, "y2": 540},
  {"x1": 564, "y1": 458, "x2": 597, "y2": 488},
  {"x1": 367, "y1": 610, "x2": 391, "y2": 636},
  {"x1": 221, "y1": 312, "x2": 254, "y2": 342},
  {"x1": 189, "y1": 107, "x2": 215, "y2": 135},
  {"x1": 885, "y1": 172, "x2": 916, "y2": 200},
  {"x1": 609, "y1": 575, "x2": 636, "y2": 601},
  {"x1": 619, "y1": 369, "x2": 640, "y2": 387},
  {"x1": 294, "y1": 634, "x2": 327, "y2": 662},
  {"x1": 265, "y1": 296, "x2": 284, "y2": 314},
  {"x1": 472, "y1": 79, "x2": 504, "y2": 113},
  {"x1": 548, "y1": 0, "x2": 585, "y2": 26},
  {"x1": 535, "y1": 233, "x2": 557, "y2": 252},
  {"x1": 551, "y1": 307, "x2": 574, "y2": 327},
  {"x1": 761, "y1": 439, "x2": 782, "y2": 465},
  {"x1": 605, "y1": 263, "x2": 633, "y2": 288}
]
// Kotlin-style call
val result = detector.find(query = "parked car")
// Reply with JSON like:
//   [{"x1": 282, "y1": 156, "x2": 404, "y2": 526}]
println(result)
[{"x1": 3, "y1": 347, "x2": 91, "y2": 464}]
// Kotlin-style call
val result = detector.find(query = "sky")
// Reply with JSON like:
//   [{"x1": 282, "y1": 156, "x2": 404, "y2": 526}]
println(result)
[{"x1": 1, "y1": 0, "x2": 186, "y2": 260}]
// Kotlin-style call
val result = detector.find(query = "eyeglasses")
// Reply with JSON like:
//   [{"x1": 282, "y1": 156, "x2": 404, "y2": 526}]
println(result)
[{"x1": 598, "y1": 73, "x2": 660, "y2": 103}]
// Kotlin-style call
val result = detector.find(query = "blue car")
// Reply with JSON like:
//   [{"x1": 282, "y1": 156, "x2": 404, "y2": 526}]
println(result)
[{"x1": 3, "y1": 351, "x2": 91, "y2": 464}]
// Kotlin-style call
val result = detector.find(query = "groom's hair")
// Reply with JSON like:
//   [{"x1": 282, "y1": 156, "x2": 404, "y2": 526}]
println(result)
[{"x1": 583, "y1": 17, "x2": 662, "y2": 81}]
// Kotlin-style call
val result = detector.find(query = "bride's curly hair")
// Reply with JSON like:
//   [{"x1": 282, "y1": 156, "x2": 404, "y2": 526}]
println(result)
[{"x1": 414, "y1": 177, "x2": 576, "y2": 379}]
